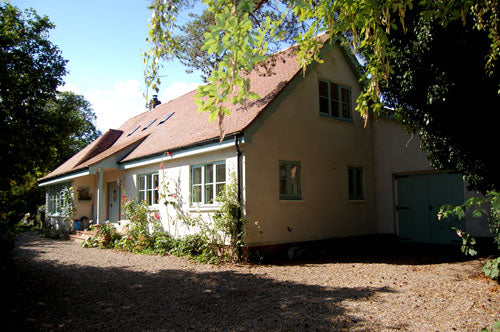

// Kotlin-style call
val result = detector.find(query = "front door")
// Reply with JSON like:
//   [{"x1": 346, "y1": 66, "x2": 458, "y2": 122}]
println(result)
[{"x1": 107, "y1": 182, "x2": 120, "y2": 222}]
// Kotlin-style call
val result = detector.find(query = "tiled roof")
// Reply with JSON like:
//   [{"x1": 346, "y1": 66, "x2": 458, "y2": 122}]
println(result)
[{"x1": 41, "y1": 36, "x2": 341, "y2": 182}]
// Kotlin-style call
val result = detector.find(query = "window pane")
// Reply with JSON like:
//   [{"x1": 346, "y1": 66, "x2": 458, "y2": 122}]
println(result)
[
  {"x1": 139, "y1": 176, "x2": 145, "y2": 190},
  {"x1": 139, "y1": 191, "x2": 145, "y2": 202},
  {"x1": 192, "y1": 185, "x2": 201, "y2": 203},
  {"x1": 332, "y1": 101, "x2": 339, "y2": 118},
  {"x1": 146, "y1": 191, "x2": 152, "y2": 205},
  {"x1": 216, "y1": 163, "x2": 225, "y2": 182},
  {"x1": 280, "y1": 164, "x2": 287, "y2": 179},
  {"x1": 147, "y1": 175, "x2": 152, "y2": 191},
  {"x1": 341, "y1": 87, "x2": 350, "y2": 103},
  {"x1": 204, "y1": 184, "x2": 214, "y2": 204},
  {"x1": 290, "y1": 164, "x2": 297, "y2": 180},
  {"x1": 319, "y1": 97, "x2": 329, "y2": 114},
  {"x1": 153, "y1": 190, "x2": 159, "y2": 204},
  {"x1": 280, "y1": 179, "x2": 288, "y2": 195},
  {"x1": 205, "y1": 164, "x2": 213, "y2": 183},
  {"x1": 330, "y1": 83, "x2": 338, "y2": 101},
  {"x1": 342, "y1": 103, "x2": 351, "y2": 119},
  {"x1": 153, "y1": 174, "x2": 159, "y2": 190},
  {"x1": 193, "y1": 167, "x2": 202, "y2": 185},
  {"x1": 216, "y1": 184, "x2": 225, "y2": 198},
  {"x1": 318, "y1": 80, "x2": 328, "y2": 97}
]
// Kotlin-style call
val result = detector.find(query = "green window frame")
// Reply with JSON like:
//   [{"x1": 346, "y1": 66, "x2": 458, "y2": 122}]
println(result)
[
  {"x1": 279, "y1": 161, "x2": 301, "y2": 200},
  {"x1": 348, "y1": 167, "x2": 364, "y2": 200},
  {"x1": 191, "y1": 161, "x2": 226, "y2": 205},
  {"x1": 137, "y1": 172, "x2": 159, "y2": 205},
  {"x1": 318, "y1": 79, "x2": 352, "y2": 121},
  {"x1": 47, "y1": 182, "x2": 71, "y2": 215}
]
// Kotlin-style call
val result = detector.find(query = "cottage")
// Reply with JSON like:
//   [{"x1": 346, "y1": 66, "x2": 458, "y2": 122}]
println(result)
[{"x1": 39, "y1": 38, "x2": 490, "y2": 248}]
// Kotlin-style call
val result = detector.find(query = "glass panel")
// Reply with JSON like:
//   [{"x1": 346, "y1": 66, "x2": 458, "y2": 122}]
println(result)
[
  {"x1": 192, "y1": 185, "x2": 201, "y2": 203},
  {"x1": 341, "y1": 87, "x2": 350, "y2": 103},
  {"x1": 216, "y1": 163, "x2": 225, "y2": 182},
  {"x1": 318, "y1": 80, "x2": 328, "y2": 97},
  {"x1": 290, "y1": 165, "x2": 297, "y2": 180},
  {"x1": 153, "y1": 189, "x2": 159, "y2": 204},
  {"x1": 204, "y1": 184, "x2": 214, "y2": 204},
  {"x1": 139, "y1": 191, "x2": 145, "y2": 202},
  {"x1": 280, "y1": 179, "x2": 287, "y2": 195},
  {"x1": 216, "y1": 184, "x2": 225, "y2": 198},
  {"x1": 147, "y1": 175, "x2": 152, "y2": 191},
  {"x1": 280, "y1": 164, "x2": 287, "y2": 179},
  {"x1": 139, "y1": 176, "x2": 145, "y2": 190},
  {"x1": 153, "y1": 174, "x2": 159, "y2": 190},
  {"x1": 330, "y1": 83, "x2": 338, "y2": 101},
  {"x1": 342, "y1": 103, "x2": 351, "y2": 118},
  {"x1": 205, "y1": 163, "x2": 214, "y2": 184},
  {"x1": 319, "y1": 97, "x2": 329, "y2": 114},
  {"x1": 146, "y1": 191, "x2": 152, "y2": 205},
  {"x1": 332, "y1": 101, "x2": 339, "y2": 118},
  {"x1": 192, "y1": 167, "x2": 202, "y2": 185}
]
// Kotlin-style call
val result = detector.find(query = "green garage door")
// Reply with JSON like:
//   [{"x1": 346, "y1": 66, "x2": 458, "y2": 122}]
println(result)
[{"x1": 396, "y1": 173, "x2": 465, "y2": 244}]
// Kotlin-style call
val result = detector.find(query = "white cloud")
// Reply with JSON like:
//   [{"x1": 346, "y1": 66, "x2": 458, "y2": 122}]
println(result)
[
  {"x1": 86, "y1": 80, "x2": 148, "y2": 132},
  {"x1": 159, "y1": 81, "x2": 200, "y2": 103},
  {"x1": 57, "y1": 82, "x2": 81, "y2": 94}
]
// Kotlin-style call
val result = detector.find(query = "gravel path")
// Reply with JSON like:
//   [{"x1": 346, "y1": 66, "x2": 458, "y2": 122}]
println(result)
[{"x1": 5, "y1": 232, "x2": 500, "y2": 331}]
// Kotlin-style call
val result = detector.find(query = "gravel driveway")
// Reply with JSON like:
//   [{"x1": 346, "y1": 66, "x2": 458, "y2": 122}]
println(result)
[{"x1": 4, "y1": 232, "x2": 500, "y2": 331}]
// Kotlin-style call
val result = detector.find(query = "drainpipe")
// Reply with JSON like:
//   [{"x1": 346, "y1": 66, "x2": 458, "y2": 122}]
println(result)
[
  {"x1": 96, "y1": 168, "x2": 104, "y2": 224},
  {"x1": 234, "y1": 134, "x2": 243, "y2": 261}
]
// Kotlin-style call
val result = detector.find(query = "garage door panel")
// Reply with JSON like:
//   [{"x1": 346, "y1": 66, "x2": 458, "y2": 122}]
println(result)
[{"x1": 396, "y1": 175, "x2": 431, "y2": 243}]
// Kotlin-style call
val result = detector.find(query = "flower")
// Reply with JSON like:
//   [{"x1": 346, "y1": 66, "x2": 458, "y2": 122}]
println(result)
[
  {"x1": 456, "y1": 229, "x2": 463, "y2": 237},
  {"x1": 160, "y1": 163, "x2": 165, "y2": 169},
  {"x1": 167, "y1": 151, "x2": 172, "y2": 156},
  {"x1": 154, "y1": 213, "x2": 160, "y2": 220}
]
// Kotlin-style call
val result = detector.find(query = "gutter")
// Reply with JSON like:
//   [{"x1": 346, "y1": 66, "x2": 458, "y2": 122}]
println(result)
[{"x1": 234, "y1": 134, "x2": 243, "y2": 261}]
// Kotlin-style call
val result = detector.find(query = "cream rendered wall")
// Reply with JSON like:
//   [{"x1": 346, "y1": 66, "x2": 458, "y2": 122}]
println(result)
[
  {"x1": 372, "y1": 118, "x2": 433, "y2": 234},
  {"x1": 120, "y1": 146, "x2": 240, "y2": 239},
  {"x1": 73, "y1": 175, "x2": 95, "y2": 220},
  {"x1": 244, "y1": 44, "x2": 377, "y2": 246}
]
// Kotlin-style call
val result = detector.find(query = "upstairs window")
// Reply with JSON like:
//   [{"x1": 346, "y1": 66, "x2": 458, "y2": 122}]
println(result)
[
  {"x1": 279, "y1": 161, "x2": 301, "y2": 200},
  {"x1": 137, "y1": 173, "x2": 159, "y2": 205},
  {"x1": 191, "y1": 161, "x2": 226, "y2": 205},
  {"x1": 318, "y1": 79, "x2": 352, "y2": 121}
]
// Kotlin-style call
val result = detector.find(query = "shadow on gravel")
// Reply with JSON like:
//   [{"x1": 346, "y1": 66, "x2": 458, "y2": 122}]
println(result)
[
  {"x1": 250, "y1": 235, "x2": 480, "y2": 266},
  {"x1": 4, "y1": 234, "x2": 399, "y2": 332}
]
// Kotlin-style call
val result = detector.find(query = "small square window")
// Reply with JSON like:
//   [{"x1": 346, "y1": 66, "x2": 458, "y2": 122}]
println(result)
[{"x1": 191, "y1": 161, "x2": 226, "y2": 205}]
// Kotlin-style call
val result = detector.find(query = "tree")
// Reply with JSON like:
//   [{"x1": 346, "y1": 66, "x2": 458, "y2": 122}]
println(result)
[
  {"x1": 0, "y1": 4, "x2": 100, "y2": 226},
  {"x1": 145, "y1": 0, "x2": 499, "y2": 192},
  {"x1": 379, "y1": 4, "x2": 500, "y2": 193}
]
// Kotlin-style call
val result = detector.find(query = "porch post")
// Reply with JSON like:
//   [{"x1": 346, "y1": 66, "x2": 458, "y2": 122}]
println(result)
[{"x1": 96, "y1": 167, "x2": 104, "y2": 224}]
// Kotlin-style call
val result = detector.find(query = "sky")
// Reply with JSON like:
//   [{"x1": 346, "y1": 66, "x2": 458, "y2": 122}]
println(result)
[{"x1": 12, "y1": 0, "x2": 204, "y2": 132}]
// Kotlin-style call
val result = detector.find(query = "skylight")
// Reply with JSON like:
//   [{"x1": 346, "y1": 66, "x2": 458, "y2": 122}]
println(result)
[
  {"x1": 128, "y1": 126, "x2": 140, "y2": 136},
  {"x1": 158, "y1": 112, "x2": 174, "y2": 125},
  {"x1": 142, "y1": 119, "x2": 156, "y2": 131}
]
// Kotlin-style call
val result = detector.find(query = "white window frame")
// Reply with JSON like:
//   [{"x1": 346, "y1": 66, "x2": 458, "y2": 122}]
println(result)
[
  {"x1": 47, "y1": 182, "x2": 71, "y2": 215},
  {"x1": 137, "y1": 172, "x2": 159, "y2": 205},
  {"x1": 191, "y1": 161, "x2": 226, "y2": 205}
]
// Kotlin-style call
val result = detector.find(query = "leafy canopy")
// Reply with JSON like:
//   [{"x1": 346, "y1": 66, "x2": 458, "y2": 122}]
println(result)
[{"x1": 0, "y1": 3, "x2": 101, "y2": 225}]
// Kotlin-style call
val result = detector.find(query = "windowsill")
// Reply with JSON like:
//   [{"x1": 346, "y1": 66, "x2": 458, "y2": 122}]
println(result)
[
  {"x1": 279, "y1": 199, "x2": 304, "y2": 202},
  {"x1": 349, "y1": 199, "x2": 366, "y2": 203},
  {"x1": 188, "y1": 204, "x2": 221, "y2": 213},
  {"x1": 319, "y1": 114, "x2": 354, "y2": 124}
]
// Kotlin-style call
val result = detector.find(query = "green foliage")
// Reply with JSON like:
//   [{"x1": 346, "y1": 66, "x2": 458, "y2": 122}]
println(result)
[
  {"x1": 82, "y1": 223, "x2": 120, "y2": 249},
  {"x1": 440, "y1": 191, "x2": 500, "y2": 280},
  {"x1": 482, "y1": 257, "x2": 500, "y2": 280},
  {"x1": 0, "y1": 3, "x2": 101, "y2": 243},
  {"x1": 482, "y1": 321, "x2": 500, "y2": 332},
  {"x1": 38, "y1": 220, "x2": 69, "y2": 240}
]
